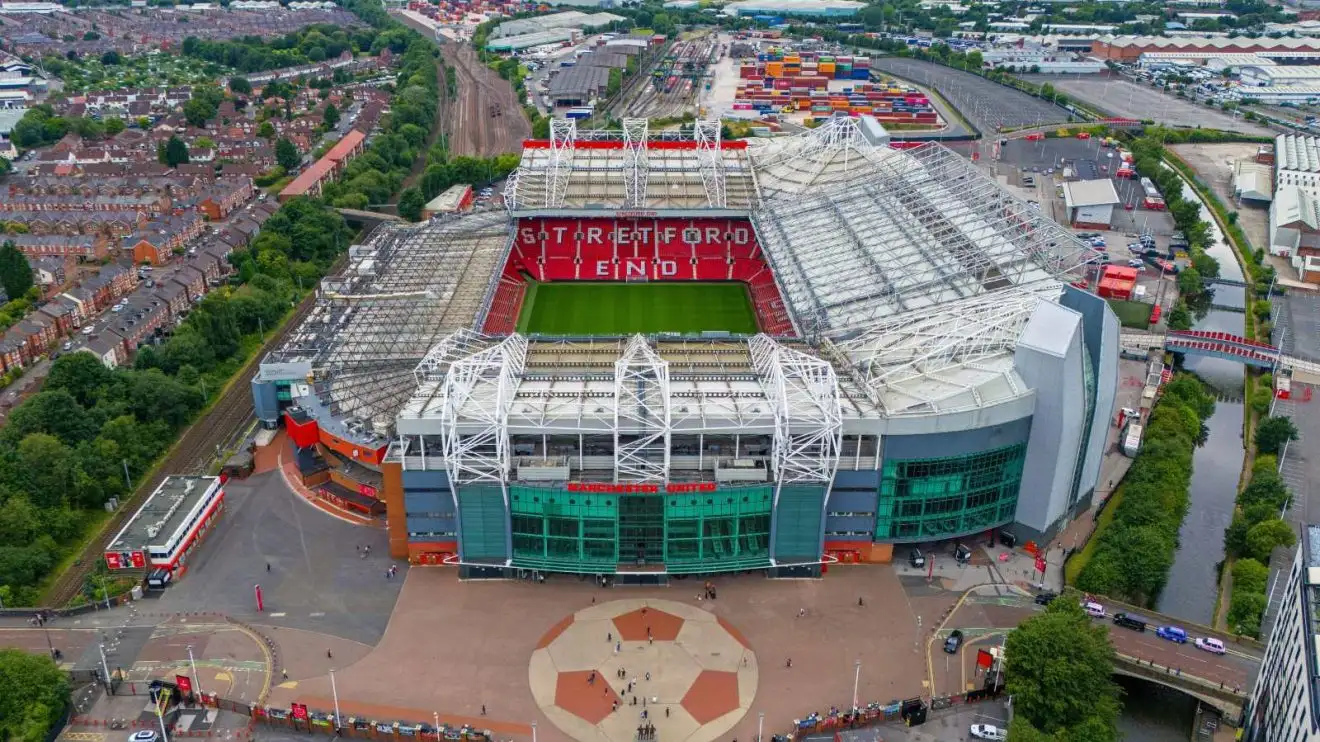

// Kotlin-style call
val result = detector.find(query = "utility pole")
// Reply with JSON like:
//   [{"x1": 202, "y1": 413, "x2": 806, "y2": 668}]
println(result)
[
  {"x1": 187, "y1": 645, "x2": 204, "y2": 699},
  {"x1": 122, "y1": 459, "x2": 132, "y2": 491}
]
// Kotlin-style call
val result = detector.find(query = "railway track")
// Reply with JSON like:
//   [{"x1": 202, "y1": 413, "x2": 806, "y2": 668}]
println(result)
[{"x1": 42, "y1": 294, "x2": 318, "y2": 608}]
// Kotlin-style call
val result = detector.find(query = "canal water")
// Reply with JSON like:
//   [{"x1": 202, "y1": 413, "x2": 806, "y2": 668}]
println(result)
[
  {"x1": 1154, "y1": 170, "x2": 1248, "y2": 625},
  {"x1": 1116, "y1": 676, "x2": 1200, "y2": 741}
]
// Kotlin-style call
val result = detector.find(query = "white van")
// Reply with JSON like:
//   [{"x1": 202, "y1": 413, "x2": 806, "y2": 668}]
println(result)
[{"x1": 1083, "y1": 601, "x2": 1105, "y2": 618}]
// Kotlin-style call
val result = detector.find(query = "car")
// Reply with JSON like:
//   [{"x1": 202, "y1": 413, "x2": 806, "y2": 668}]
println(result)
[
  {"x1": 1128, "y1": 259, "x2": 1145, "y2": 268},
  {"x1": 112, "y1": 306, "x2": 123, "y2": 313},
  {"x1": 970, "y1": 724, "x2": 1007, "y2": 741},
  {"x1": 1034, "y1": 591, "x2": 1057, "y2": 605},
  {"x1": 909, "y1": 548, "x2": 925, "y2": 568},
  {"x1": 1196, "y1": 637, "x2": 1227, "y2": 655},
  {"x1": 1156, "y1": 625, "x2": 1188, "y2": 643},
  {"x1": 954, "y1": 543, "x2": 972, "y2": 563},
  {"x1": 943, "y1": 629, "x2": 964, "y2": 653},
  {"x1": 129, "y1": 732, "x2": 159, "y2": 742},
  {"x1": 62, "y1": 341, "x2": 72, "y2": 351},
  {"x1": 82, "y1": 326, "x2": 94, "y2": 335},
  {"x1": 1083, "y1": 601, "x2": 1106, "y2": 618}
]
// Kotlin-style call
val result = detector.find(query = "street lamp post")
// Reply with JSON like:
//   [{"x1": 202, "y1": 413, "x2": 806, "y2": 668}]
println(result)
[
  {"x1": 433, "y1": 712, "x2": 439, "y2": 733},
  {"x1": 852, "y1": 659, "x2": 861, "y2": 710},
  {"x1": 330, "y1": 668, "x2": 342, "y2": 731},
  {"x1": 757, "y1": 712, "x2": 764, "y2": 742},
  {"x1": 531, "y1": 721, "x2": 537, "y2": 742},
  {"x1": 98, "y1": 643, "x2": 113, "y2": 693},
  {"x1": 187, "y1": 645, "x2": 204, "y2": 699}
]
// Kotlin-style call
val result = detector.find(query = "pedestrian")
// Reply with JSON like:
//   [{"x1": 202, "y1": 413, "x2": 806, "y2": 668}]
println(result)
[
  {"x1": 608, "y1": 632, "x2": 613, "y2": 643},
  {"x1": 327, "y1": 650, "x2": 332, "y2": 659},
  {"x1": 648, "y1": 636, "x2": 653, "y2": 645},
  {"x1": 858, "y1": 597, "x2": 864, "y2": 607},
  {"x1": 282, "y1": 669, "x2": 288, "y2": 680},
  {"x1": 786, "y1": 658, "x2": 792, "y2": 668},
  {"x1": 616, "y1": 641, "x2": 622, "y2": 653},
  {"x1": 612, "y1": 700, "x2": 618, "y2": 712},
  {"x1": 632, "y1": 696, "x2": 637, "y2": 706},
  {"x1": 642, "y1": 697, "x2": 646, "y2": 708},
  {"x1": 798, "y1": 607, "x2": 806, "y2": 618},
  {"x1": 665, "y1": 707, "x2": 669, "y2": 718},
  {"x1": 588, "y1": 671, "x2": 596, "y2": 686},
  {"x1": 645, "y1": 672, "x2": 650, "y2": 681},
  {"x1": 266, "y1": 563, "x2": 271, "y2": 572},
  {"x1": 481, "y1": 705, "x2": 486, "y2": 716}
]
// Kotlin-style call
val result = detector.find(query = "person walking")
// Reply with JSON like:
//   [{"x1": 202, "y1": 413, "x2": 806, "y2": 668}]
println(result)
[
  {"x1": 786, "y1": 658, "x2": 792, "y2": 668},
  {"x1": 327, "y1": 650, "x2": 332, "y2": 659},
  {"x1": 266, "y1": 563, "x2": 271, "y2": 572},
  {"x1": 481, "y1": 705, "x2": 486, "y2": 716}
]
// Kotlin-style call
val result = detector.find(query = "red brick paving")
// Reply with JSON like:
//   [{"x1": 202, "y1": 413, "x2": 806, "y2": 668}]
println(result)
[
  {"x1": 554, "y1": 670, "x2": 622, "y2": 724},
  {"x1": 716, "y1": 615, "x2": 752, "y2": 650},
  {"x1": 612, "y1": 608, "x2": 682, "y2": 642},
  {"x1": 680, "y1": 670, "x2": 740, "y2": 724},
  {"x1": 535, "y1": 614, "x2": 574, "y2": 650}
]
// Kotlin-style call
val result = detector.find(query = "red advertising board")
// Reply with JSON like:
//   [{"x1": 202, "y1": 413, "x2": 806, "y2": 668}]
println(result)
[
  {"x1": 291, "y1": 703, "x2": 308, "y2": 721},
  {"x1": 175, "y1": 675, "x2": 192, "y2": 694},
  {"x1": 131, "y1": 551, "x2": 146, "y2": 568},
  {"x1": 358, "y1": 483, "x2": 378, "y2": 498},
  {"x1": 1035, "y1": 555, "x2": 1047, "y2": 574},
  {"x1": 105, "y1": 552, "x2": 122, "y2": 570}
]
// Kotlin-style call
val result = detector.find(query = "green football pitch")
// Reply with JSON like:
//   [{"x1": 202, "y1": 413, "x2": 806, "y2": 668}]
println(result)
[{"x1": 516, "y1": 282, "x2": 760, "y2": 335}]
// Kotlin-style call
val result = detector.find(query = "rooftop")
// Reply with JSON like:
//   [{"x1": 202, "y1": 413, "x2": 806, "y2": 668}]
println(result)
[
  {"x1": 108, "y1": 476, "x2": 220, "y2": 554},
  {"x1": 1063, "y1": 179, "x2": 1121, "y2": 208},
  {"x1": 1277, "y1": 134, "x2": 1320, "y2": 174}
]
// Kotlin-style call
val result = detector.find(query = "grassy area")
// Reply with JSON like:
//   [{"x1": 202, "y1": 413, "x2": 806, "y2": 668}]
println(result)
[
  {"x1": 517, "y1": 282, "x2": 759, "y2": 335},
  {"x1": 1064, "y1": 487, "x2": 1124, "y2": 586},
  {"x1": 1106, "y1": 299, "x2": 1152, "y2": 329}
]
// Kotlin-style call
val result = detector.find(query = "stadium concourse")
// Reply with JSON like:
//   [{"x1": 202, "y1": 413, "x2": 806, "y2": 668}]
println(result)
[{"x1": 251, "y1": 116, "x2": 1119, "y2": 584}]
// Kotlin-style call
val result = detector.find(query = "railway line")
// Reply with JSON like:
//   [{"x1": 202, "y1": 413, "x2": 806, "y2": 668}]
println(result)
[
  {"x1": 437, "y1": 42, "x2": 528, "y2": 156},
  {"x1": 41, "y1": 294, "x2": 319, "y2": 609},
  {"x1": 618, "y1": 35, "x2": 722, "y2": 120}
]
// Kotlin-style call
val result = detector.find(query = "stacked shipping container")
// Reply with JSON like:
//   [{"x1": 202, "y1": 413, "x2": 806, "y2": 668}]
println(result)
[
  {"x1": 740, "y1": 48, "x2": 871, "y2": 81},
  {"x1": 731, "y1": 79, "x2": 937, "y2": 124}
]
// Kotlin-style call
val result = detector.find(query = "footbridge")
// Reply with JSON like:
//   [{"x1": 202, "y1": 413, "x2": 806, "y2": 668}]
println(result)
[
  {"x1": 1120, "y1": 329, "x2": 1320, "y2": 374},
  {"x1": 335, "y1": 208, "x2": 406, "y2": 229}
]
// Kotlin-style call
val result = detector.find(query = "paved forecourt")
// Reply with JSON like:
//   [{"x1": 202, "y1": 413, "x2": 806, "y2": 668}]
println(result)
[{"x1": 529, "y1": 599, "x2": 756, "y2": 742}]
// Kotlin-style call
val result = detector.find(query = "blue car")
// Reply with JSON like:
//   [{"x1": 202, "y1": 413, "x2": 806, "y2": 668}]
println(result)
[{"x1": 1156, "y1": 626, "x2": 1188, "y2": 644}]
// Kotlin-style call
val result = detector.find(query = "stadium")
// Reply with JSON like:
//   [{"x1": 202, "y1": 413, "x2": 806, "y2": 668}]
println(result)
[{"x1": 252, "y1": 116, "x2": 1119, "y2": 580}]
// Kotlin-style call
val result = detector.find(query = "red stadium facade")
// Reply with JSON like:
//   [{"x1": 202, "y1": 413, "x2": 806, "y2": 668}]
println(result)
[{"x1": 483, "y1": 216, "x2": 794, "y2": 336}]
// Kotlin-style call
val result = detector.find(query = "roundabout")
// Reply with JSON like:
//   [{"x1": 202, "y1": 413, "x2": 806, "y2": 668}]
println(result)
[{"x1": 528, "y1": 599, "x2": 757, "y2": 742}]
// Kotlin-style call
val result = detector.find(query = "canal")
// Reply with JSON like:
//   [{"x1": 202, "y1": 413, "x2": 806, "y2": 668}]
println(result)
[
  {"x1": 1116, "y1": 676, "x2": 1200, "y2": 742},
  {"x1": 1154, "y1": 170, "x2": 1248, "y2": 626}
]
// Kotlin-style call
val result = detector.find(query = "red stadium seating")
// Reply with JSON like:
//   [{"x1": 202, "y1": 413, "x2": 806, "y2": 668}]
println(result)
[{"x1": 501, "y1": 217, "x2": 796, "y2": 336}]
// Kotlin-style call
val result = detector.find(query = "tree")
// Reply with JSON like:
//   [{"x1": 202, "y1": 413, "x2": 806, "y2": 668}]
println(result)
[
  {"x1": 194, "y1": 136, "x2": 216, "y2": 150},
  {"x1": 1257, "y1": 416, "x2": 1299, "y2": 455},
  {"x1": 0, "y1": 240, "x2": 33, "y2": 301},
  {"x1": 1005, "y1": 599, "x2": 1120, "y2": 740},
  {"x1": 229, "y1": 76, "x2": 252, "y2": 95},
  {"x1": 398, "y1": 186, "x2": 425, "y2": 222},
  {"x1": 0, "y1": 648, "x2": 69, "y2": 742},
  {"x1": 160, "y1": 136, "x2": 189, "y2": 168},
  {"x1": 1176, "y1": 265, "x2": 1203, "y2": 297},
  {"x1": 183, "y1": 98, "x2": 216, "y2": 128},
  {"x1": 103, "y1": 117, "x2": 126, "y2": 136},
  {"x1": 275, "y1": 138, "x2": 301, "y2": 172},
  {"x1": 322, "y1": 102, "x2": 339, "y2": 130},
  {"x1": 1247, "y1": 518, "x2": 1297, "y2": 562},
  {"x1": 99, "y1": 50, "x2": 121, "y2": 65},
  {"x1": 257, "y1": 120, "x2": 276, "y2": 139}
]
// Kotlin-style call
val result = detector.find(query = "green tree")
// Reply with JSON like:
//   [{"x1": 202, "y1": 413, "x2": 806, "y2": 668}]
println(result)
[
  {"x1": 275, "y1": 137, "x2": 301, "y2": 172},
  {"x1": 183, "y1": 98, "x2": 216, "y2": 128},
  {"x1": 1257, "y1": 416, "x2": 1299, "y2": 455},
  {"x1": 398, "y1": 186, "x2": 425, "y2": 222},
  {"x1": 1176, "y1": 265, "x2": 1203, "y2": 297},
  {"x1": 229, "y1": 76, "x2": 252, "y2": 95},
  {"x1": 159, "y1": 136, "x2": 190, "y2": 168},
  {"x1": 257, "y1": 120, "x2": 276, "y2": 139},
  {"x1": 103, "y1": 117, "x2": 126, "y2": 136},
  {"x1": 0, "y1": 240, "x2": 33, "y2": 301},
  {"x1": 100, "y1": 50, "x2": 121, "y2": 65},
  {"x1": 0, "y1": 648, "x2": 69, "y2": 742},
  {"x1": 1233, "y1": 557, "x2": 1269, "y2": 594},
  {"x1": 1247, "y1": 518, "x2": 1297, "y2": 562},
  {"x1": 1004, "y1": 599, "x2": 1120, "y2": 740},
  {"x1": 322, "y1": 102, "x2": 340, "y2": 130},
  {"x1": 194, "y1": 136, "x2": 216, "y2": 150}
]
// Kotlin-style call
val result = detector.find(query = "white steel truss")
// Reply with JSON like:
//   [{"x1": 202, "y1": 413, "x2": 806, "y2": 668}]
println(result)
[
  {"x1": 613, "y1": 335, "x2": 671, "y2": 483},
  {"x1": 545, "y1": 118, "x2": 577, "y2": 209},
  {"x1": 694, "y1": 119, "x2": 727, "y2": 209},
  {"x1": 622, "y1": 118, "x2": 650, "y2": 209},
  {"x1": 413, "y1": 328, "x2": 490, "y2": 386},
  {"x1": 748, "y1": 335, "x2": 842, "y2": 492},
  {"x1": 439, "y1": 334, "x2": 529, "y2": 495}
]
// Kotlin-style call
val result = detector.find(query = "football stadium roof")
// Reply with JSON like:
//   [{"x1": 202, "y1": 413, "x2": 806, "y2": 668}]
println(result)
[{"x1": 266, "y1": 119, "x2": 1100, "y2": 437}]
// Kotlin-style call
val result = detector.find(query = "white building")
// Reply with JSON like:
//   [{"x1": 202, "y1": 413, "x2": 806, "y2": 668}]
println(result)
[
  {"x1": 1062, "y1": 179, "x2": 1120, "y2": 228},
  {"x1": 1243, "y1": 524, "x2": 1320, "y2": 741},
  {"x1": 1234, "y1": 160, "x2": 1274, "y2": 203},
  {"x1": 1240, "y1": 65, "x2": 1320, "y2": 87}
]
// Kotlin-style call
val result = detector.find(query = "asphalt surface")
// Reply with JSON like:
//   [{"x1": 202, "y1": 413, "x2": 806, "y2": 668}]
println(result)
[
  {"x1": 153, "y1": 469, "x2": 403, "y2": 645},
  {"x1": 869, "y1": 57, "x2": 1070, "y2": 133}
]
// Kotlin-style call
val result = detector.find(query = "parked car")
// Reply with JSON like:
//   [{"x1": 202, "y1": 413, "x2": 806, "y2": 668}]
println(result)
[
  {"x1": 82, "y1": 326, "x2": 95, "y2": 336},
  {"x1": 1156, "y1": 625, "x2": 1188, "y2": 644},
  {"x1": 1128, "y1": 259, "x2": 1145, "y2": 268},
  {"x1": 908, "y1": 548, "x2": 925, "y2": 568},
  {"x1": 1034, "y1": 591, "x2": 1057, "y2": 606},
  {"x1": 129, "y1": 732, "x2": 159, "y2": 742},
  {"x1": 1195, "y1": 637, "x2": 1226, "y2": 655},
  {"x1": 970, "y1": 725, "x2": 1007, "y2": 741},
  {"x1": 943, "y1": 629, "x2": 964, "y2": 654}
]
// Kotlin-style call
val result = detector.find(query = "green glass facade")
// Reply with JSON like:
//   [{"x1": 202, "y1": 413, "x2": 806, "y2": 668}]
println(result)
[
  {"x1": 874, "y1": 443, "x2": 1027, "y2": 542},
  {"x1": 509, "y1": 484, "x2": 773, "y2": 574}
]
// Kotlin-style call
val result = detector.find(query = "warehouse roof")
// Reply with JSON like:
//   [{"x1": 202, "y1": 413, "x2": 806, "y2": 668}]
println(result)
[
  {"x1": 1101, "y1": 35, "x2": 1320, "y2": 50},
  {"x1": 1277, "y1": 134, "x2": 1320, "y2": 174},
  {"x1": 547, "y1": 65, "x2": 610, "y2": 98},
  {"x1": 1063, "y1": 179, "x2": 1121, "y2": 208}
]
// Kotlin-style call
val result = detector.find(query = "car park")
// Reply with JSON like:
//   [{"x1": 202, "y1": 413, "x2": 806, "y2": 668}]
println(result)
[
  {"x1": 1195, "y1": 637, "x2": 1226, "y2": 655},
  {"x1": 970, "y1": 725, "x2": 1007, "y2": 741},
  {"x1": 943, "y1": 629, "x2": 964, "y2": 653},
  {"x1": 1157, "y1": 625, "x2": 1188, "y2": 644}
]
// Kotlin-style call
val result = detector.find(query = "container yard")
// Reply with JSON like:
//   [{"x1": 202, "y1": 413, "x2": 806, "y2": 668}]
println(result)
[
  {"x1": 403, "y1": 0, "x2": 519, "y2": 40},
  {"x1": 702, "y1": 35, "x2": 944, "y2": 128}
]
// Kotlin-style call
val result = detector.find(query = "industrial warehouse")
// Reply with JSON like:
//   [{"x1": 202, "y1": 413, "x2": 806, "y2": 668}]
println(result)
[{"x1": 251, "y1": 117, "x2": 1117, "y2": 579}]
